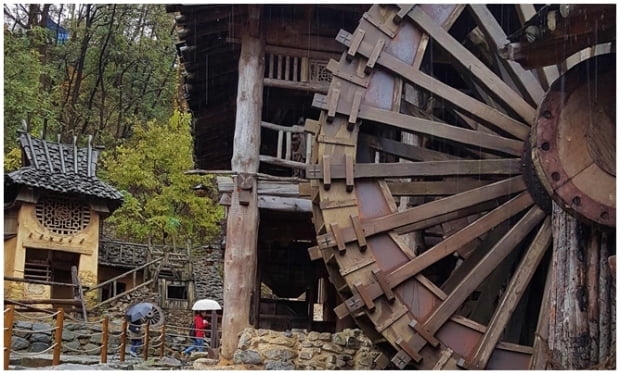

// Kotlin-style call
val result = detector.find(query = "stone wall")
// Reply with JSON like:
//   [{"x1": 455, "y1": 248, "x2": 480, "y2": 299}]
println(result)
[
  {"x1": 230, "y1": 327, "x2": 383, "y2": 370},
  {"x1": 191, "y1": 245, "x2": 224, "y2": 306}
]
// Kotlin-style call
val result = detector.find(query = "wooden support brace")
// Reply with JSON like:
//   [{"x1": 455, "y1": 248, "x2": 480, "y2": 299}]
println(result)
[
  {"x1": 345, "y1": 154, "x2": 355, "y2": 192},
  {"x1": 354, "y1": 282, "x2": 375, "y2": 312},
  {"x1": 396, "y1": 339, "x2": 423, "y2": 363},
  {"x1": 348, "y1": 91, "x2": 363, "y2": 130},
  {"x1": 350, "y1": 214, "x2": 367, "y2": 251},
  {"x1": 326, "y1": 88, "x2": 340, "y2": 122},
  {"x1": 322, "y1": 155, "x2": 331, "y2": 190},
  {"x1": 371, "y1": 269, "x2": 395, "y2": 302},
  {"x1": 307, "y1": 246, "x2": 321, "y2": 261},
  {"x1": 409, "y1": 319, "x2": 440, "y2": 347},
  {"x1": 334, "y1": 303, "x2": 352, "y2": 320},
  {"x1": 346, "y1": 29, "x2": 366, "y2": 62},
  {"x1": 236, "y1": 173, "x2": 254, "y2": 206},
  {"x1": 330, "y1": 223, "x2": 346, "y2": 253},
  {"x1": 394, "y1": 4, "x2": 415, "y2": 24},
  {"x1": 365, "y1": 39, "x2": 385, "y2": 74}
]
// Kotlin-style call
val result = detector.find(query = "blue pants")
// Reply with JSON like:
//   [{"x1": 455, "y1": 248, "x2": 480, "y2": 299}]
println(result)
[{"x1": 183, "y1": 338, "x2": 204, "y2": 354}]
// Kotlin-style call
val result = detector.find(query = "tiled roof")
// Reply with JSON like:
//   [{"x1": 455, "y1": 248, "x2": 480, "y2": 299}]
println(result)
[
  {"x1": 6, "y1": 131, "x2": 123, "y2": 208},
  {"x1": 6, "y1": 167, "x2": 123, "y2": 202}
]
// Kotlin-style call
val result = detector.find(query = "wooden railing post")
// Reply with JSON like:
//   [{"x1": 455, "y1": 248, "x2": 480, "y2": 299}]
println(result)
[
  {"x1": 120, "y1": 319, "x2": 127, "y2": 362},
  {"x1": 159, "y1": 325, "x2": 166, "y2": 358},
  {"x1": 4, "y1": 305, "x2": 15, "y2": 370},
  {"x1": 142, "y1": 323, "x2": 150, "y2": 361},
  {"x1": 52, "y1": 308, "x2": 64, "y2": 366},
  {"x1": 210, "y1": 310, "x2": 219, "y2": 349},
  {"x1": 101, "y1": 316, "x2": 109, "y2": 363}
]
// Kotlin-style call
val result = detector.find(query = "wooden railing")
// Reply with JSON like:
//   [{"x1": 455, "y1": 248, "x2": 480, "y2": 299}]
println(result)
[
  {"x1": 263, "y1": 52, "x2": 331, "y2": 93},
  {"x1": 259, "y1": 121, "x2": 313, "y2": 173}
]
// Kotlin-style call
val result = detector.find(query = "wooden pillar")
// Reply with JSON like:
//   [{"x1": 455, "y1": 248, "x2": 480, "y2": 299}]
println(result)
[
  {"x1": 547, "y1": 203, "x2": 615, "y2": 369},
  {"x1": 221, "y1": 4, "x2": 264, "y2": 360}
]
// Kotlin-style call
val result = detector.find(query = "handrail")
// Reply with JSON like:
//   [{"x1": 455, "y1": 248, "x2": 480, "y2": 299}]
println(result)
[
  {"x1": 84, "y1": 258, "x2": 162, "y2": 293},
  {"x1": 90, "y1": 279, "x2": 156, "y2": 310},
  {"x1": 261, "y1": 121, "x2": 305, "y2": 133}
]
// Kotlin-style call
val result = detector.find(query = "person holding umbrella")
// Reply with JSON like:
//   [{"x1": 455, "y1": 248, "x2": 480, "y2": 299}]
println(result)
[
  {"x1": 125, "y1": 302, "x2": 154, "y2": 358},
  {"x1": 183, "y1": 310, "x2": 210, "y2": 356}
]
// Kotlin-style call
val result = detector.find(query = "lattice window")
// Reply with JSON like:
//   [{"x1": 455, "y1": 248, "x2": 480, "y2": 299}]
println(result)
[
  {"x1": 309, "y1": 60, "x2": 332, "y2": 82},
  {"x1": 35, "y1": 197, "x2": 91, "y2": 235}
]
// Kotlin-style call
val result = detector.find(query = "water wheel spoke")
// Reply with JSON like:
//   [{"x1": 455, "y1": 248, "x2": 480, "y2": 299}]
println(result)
[
  {"x1": 404, "y1": 6, "x2": 537, "y2": 123},
  {"x1": 335, "y1": 30, "x2": 530, "y2": 139},
  {"x1": 422, "y1": 205, "x2": 546, "y2": 334},
  {"x1": 387, "y1": 179, "x2": 491, "y2": 197},
  {"x1": 468, "y1": 4, "x2": 545, "y2": 105},
  {"x1": 389, "y1": 191, "x2": 534, "y2": 287},
  {"x1": 467, "y1": 217, "x2": 552, "y2": 369},
  {"x1": 359, "y1": 133, "x2": 463, "y2": 162}
]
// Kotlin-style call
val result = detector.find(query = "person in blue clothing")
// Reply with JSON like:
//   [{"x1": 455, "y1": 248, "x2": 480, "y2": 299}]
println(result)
[
  {"x1": 127, "y1": 318, "x2": 143, "y2": 357},
  {"x1": 183, "y1": 310, "x2": 210, "y2": 356}
]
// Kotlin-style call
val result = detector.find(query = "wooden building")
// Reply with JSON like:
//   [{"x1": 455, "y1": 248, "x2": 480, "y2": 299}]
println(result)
[
  {"x1": 4, "y1": 129, "x2": 123, "y2": 312},
  {"x1": 169, "y1": 4, "x2": 615, "y2": 369}
]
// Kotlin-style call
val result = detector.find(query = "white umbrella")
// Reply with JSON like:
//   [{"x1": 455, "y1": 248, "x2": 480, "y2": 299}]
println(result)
[{"x1": 192, "y1": 299, "x2": 222, "y2": 311}]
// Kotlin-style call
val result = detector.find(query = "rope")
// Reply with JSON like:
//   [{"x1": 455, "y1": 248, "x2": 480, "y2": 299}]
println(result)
[
  {"x1": 62, "y1": 344, "x2": 103, "y2": 353},
  {"x1": 10, "y1": 343, "x2": 57, "y2": 356},
  {"x1": 12, "y1": 310, "x2": 59, "y2": 320}
]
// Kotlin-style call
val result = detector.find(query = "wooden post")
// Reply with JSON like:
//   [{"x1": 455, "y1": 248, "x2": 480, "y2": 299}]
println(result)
[
  {"x1": 142, "y1": 323, "x2": 150, "y2": 361},
  {"x1": 221, "y1": 4, "x2": 264, "y2": 360},
  {"x1": 119, "y1": 319, "x2": 127, "y2": 362},
  {"x1": 4, "y1": 305, "x2": 14, "y2": 370},
  {"x1": 210, "y1": 310, "x2": 219, "y2": 349},
  {"x1": 101, "y1": 316, "x2": 109, "y2": 363},
  {"x1": 159, "y1": 325, "x2": 166, "y2": 358},
  {"x1": 548, "y1": 203, "x2": 614, "y2": 369},
  {"x1": 52, "y1": 308, "x2": 64, "y2": 366}
]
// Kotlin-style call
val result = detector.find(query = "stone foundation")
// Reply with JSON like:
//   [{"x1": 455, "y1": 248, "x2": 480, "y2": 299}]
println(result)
[{"x1": 232, "y1": 327, "x2": 383, "y2": 370}]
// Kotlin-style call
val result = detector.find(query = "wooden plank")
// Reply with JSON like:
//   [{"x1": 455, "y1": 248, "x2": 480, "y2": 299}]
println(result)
[
  {"x1": 316, "y1": 176, "x2": 525, "y2": 250},
  {"x1": 217, "y1": 177, "x2": 301, "y2": 197},
  {"x1": 347, "y1": 28, "x2": 366, "y2": 61},
  {"x1": 314, "y1": 93, "x2": 524, "y2": 154},
  {"x1": 263, "y1": 78, "x2": 329, "y2": 93},
  {"x1": 261, "y1": 121, "x2": 305, "y2": 133},
  {"x1": 307, "y1": 246, "x2": 321, "y2": 261},
  {"x1": 359, "y1": 133, "x2": 462, "y2": 162},
  {"x1": 423, "y1": 205, "x2": 546, "y2": 334},
  {"x1": 387, "y1": 179, "x2": 489, "y2": 197},
  {"x1": 468, "y1": 4, "x2": 545, "y2": 105},
  {"x1": 322, "y1": 155, "x2": 331, "y2": 189},
  {"x1": 407, "y1": 6, "x2": 536, "y2": 123},
  {"x1": 432, "y1": 348, "x2": 455, "y2": 369},
  {"x1": 306, "y1": 159, "x2": 521, "y2": 179},
  {"x1": 345, "y1": 154, "x2": 354, "y2": 191},
  {"x1": 285, "y1": 131, "x2": 292, "y2": 160},
  {"x1": 409, "y1": 319, "x2": 440, "y2": 347},
  {"x1": 276, "y1": 131, "x2": 283, "y2": 159},
  {"x1": 350, "y1": 214, "x2": 367, "y2": 250},
  {"x1": 467, "y1": 217, "x2": 551, "y2": 369},
  {"x1": 334, "y1": 31, "x2": 530, "y2": 140},
  {"x1": 326, "y1": 58, "x2": 371, "y2": 88},
  {"x1": 396, "y1": 339, "x2": 423, "y2": 363},
  {"x1": 259, "y1": 155, "x2": 306, "y2": 170}
]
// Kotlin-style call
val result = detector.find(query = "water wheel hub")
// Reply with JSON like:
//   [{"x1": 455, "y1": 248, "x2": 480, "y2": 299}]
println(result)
[{"x1": 529, "y1": 54, "x2": 616, "y2": 227}]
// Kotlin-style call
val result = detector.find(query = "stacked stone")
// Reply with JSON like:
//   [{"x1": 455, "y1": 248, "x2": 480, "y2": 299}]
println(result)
[
  {"x1": 232, "y1": 328, "x2": 383, "y2": 370},
  {"x1": 191, "y1": 245, "x2": 224, "y2": 306}
]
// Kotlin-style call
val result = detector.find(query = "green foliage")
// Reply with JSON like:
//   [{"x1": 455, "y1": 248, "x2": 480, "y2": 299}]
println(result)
[
  {"x1": 101, "y1": 111, "x2": 224, "y2": 245},
  {"x1": 3, "y1": 28, "x2": 56, "y2": 153}
]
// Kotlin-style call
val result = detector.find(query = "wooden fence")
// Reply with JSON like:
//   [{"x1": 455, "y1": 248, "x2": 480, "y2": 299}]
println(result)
[{"x1": 4, "y1": 306, "x2": 221, "y2": 369}]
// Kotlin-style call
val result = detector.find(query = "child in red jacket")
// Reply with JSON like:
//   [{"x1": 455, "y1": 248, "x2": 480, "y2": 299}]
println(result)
[{"x1": 183, "y1": 310, "x2": 210, "y2": 356}]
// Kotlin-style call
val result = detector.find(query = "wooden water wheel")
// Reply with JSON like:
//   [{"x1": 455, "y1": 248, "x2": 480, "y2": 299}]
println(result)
[{"x1": 306, "y1": 4, "x2": 615, "y2": 370}]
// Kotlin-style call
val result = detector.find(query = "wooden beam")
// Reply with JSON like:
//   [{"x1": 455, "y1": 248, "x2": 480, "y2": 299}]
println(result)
[
  {"x1": 467, "y1": 217, "x2": 551, "y2": 369},
  {"x1": 387, "y1": 179, "x2": 490, "y2": 196},
  {"x1": 423, "y1": 205, "x2": 546, "y2": 334},
  {"x1": 314, "y1": 93, "x2": 525, "y2": 154},
  {"x1": 468, "y1": 4, "x2": 545, "y2": 105},
  {"x1": 359, "y1": 133, "x2": 462, "y2": 162},
  {"x1": 407, "y1": 6, "x2": 536, "y2": 123},
  {"x1": 263, "y1": 78, "x2": 329, "y2": 93},
  {"x1": 334, "y1": 31, "x2": 530, "y2": 139},
  {"x1": 307, "y1": 159, "x2": 522, "y2": 179},
  {"x1": 316, "y1": 176, "x2": 526, "y2": 249}
]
